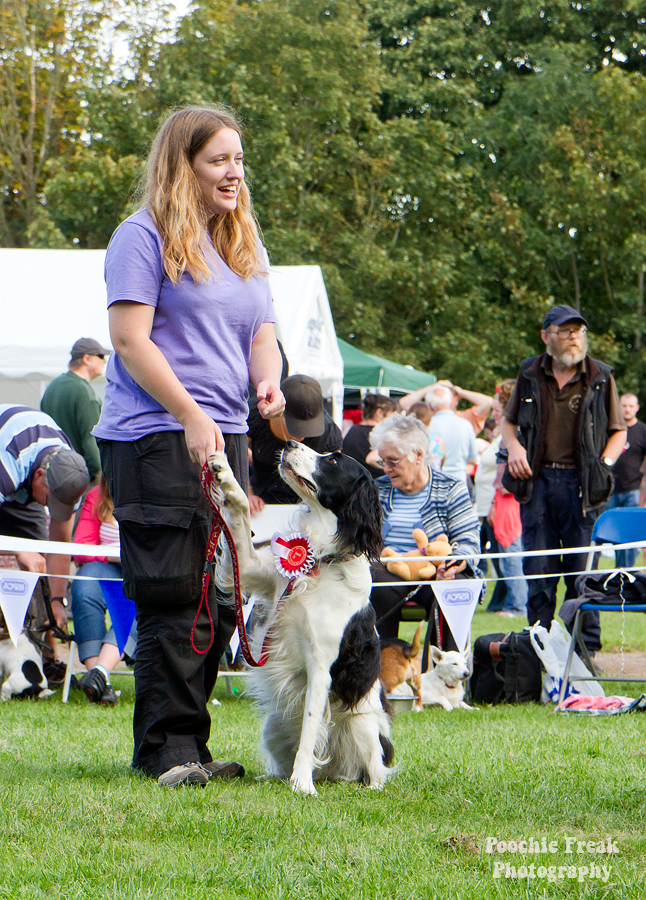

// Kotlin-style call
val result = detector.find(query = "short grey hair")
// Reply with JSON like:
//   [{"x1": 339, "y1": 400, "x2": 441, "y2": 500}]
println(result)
[
  {"x1": 427, "y1": 384, "x2": 453, "y2": 411},
  {"x1": 369, "y1": 413, "x2": 431, "y2": 464}
]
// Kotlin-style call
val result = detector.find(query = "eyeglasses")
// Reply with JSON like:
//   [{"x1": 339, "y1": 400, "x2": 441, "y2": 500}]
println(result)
[
  {"x1": 548, "y1": 326, "x2": 587, "y2": 340},
  {"x1": 375, "y1": 456, "x2": 404, "y2": 470},
  {"x1": 94, "y1": 354, "x2": 106, "y2": 360}
]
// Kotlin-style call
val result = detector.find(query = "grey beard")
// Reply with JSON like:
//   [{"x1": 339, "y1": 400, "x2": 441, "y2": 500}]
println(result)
[{"x1": 546, "y1": 343, "x2": 587, "y2": 368}]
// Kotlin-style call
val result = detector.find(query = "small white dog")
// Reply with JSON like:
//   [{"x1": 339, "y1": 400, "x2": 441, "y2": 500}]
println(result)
[
  {"x1": 0, "y1": 635, "x2": 54, "y2": 701},
  {"x1": 420, "y1": 646, "x2": 475, "y2": 711}
]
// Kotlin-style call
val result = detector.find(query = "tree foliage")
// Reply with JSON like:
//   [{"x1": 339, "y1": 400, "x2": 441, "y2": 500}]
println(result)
[{"x1": 2, "y1": 0, "x2": 646, "y2": 394}]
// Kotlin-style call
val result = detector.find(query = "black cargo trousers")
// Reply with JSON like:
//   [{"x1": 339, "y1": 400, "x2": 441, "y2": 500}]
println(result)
[{"x1": 99, "y1": 430, "x2": 248, "y2": 777}]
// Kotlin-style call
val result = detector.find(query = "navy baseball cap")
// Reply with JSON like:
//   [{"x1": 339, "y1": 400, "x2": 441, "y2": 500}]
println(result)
[{"x1": 543, "y1": 305, "x2": 588, "y2": 330}]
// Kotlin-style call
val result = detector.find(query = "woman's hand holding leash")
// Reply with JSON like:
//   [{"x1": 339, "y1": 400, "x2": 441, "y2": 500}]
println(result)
[{"x1": 183, "y1": 409, "x2": 225, "y2": 466}]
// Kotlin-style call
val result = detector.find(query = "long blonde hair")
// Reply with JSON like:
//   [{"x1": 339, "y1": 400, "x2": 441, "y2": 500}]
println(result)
[
  {"x1": 97, "y1": 475, "x2": 115, "y2": 524},
  {"x1": 143, "y1": 106, "x2": 265, "y2": 284}
]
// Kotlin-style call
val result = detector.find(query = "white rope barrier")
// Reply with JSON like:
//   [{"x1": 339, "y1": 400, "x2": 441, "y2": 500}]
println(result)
[
  {"x1": 372, "y1": 564, "x2": 646, "y2": 588},
  {"x1": 0, "y1": 535, "x2": 119, "y2": 557},
  {"x1": 1, "y1": 534, "x2": 644, "y2": 563},
  {"x1": 378, "y1": 539, "x2": 646, "y2": 563},
  {"x1": 0, "y1": 571, "x2": 123, "y2": 583},
  {"x1": 0, "y1": 536, "x2": 644, "y2": 587}
]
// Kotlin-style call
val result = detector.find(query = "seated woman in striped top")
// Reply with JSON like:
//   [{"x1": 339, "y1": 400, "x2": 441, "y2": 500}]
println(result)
[{"x1": 369, "y1": 414, "x2": 480, "y2": 647}]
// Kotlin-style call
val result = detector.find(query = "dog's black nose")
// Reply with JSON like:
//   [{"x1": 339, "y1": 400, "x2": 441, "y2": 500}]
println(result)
[{"x1": 285, "y1": 440, "x2": 299, "y2": 450}]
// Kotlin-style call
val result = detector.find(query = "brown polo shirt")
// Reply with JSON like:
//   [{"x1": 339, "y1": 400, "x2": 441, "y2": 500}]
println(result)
[{"x1": 505, "y1": 354, "x2": 624, "y2": 466}]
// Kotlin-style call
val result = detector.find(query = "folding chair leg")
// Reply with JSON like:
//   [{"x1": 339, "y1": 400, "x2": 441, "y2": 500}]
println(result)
[
  {"x1": 220, "y1": 656, "x2": 235, "y2": 698},
  {"x1": 558, "y1": 610, "x2": 599, "y2": 705},
  {"x1": 62, "y1": 641, "x2": 77, "y2": 704},
  {"x1": 574, "y1": 613, "x2": 597, "y2": 677},
  {"x1": 421, "y1": 600, "x2": 439, "y2": 674},
  {"x1": 558, "y1": 612, "x2": 580, "y2": 706}
]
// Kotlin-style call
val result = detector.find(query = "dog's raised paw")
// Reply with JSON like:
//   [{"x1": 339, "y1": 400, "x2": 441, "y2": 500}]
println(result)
[{"x1": 208, "y1": 452, "x2": 228, "y2": 478}]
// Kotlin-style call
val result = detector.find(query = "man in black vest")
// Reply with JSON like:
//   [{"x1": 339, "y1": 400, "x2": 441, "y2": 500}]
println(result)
[{"x1": 501, "y1": 305, "x2": 626, "y2": 652}]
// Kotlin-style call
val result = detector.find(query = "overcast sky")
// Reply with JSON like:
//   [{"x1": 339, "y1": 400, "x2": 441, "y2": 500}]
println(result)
[{"x1": 173, "y1": 0, "x2": 192, "y2": 17}]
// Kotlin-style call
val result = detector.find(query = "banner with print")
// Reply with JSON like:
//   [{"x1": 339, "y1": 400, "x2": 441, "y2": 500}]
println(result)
[
  {"x1": 0, "y1": 571, "x2": 41, "y2": 647},
  {"x1": 431, "y1": 579, "x2": 484, "y2": 652},
  {"x1": 99, "y1": 581, "x2": 136, "y2": 656}
]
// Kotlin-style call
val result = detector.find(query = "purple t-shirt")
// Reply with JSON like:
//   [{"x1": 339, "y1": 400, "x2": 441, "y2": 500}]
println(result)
[{"x1": 94, "y1": 209, "x2": 275, "y2": 441}]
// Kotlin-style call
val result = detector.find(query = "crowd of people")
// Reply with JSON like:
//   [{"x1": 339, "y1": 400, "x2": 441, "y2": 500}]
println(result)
[{"x1": 1, "y1": 103, "x2": 645, "y2": 790}]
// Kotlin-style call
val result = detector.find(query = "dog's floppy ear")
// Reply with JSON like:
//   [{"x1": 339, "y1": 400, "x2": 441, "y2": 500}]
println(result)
[{"x1": 336, "y1": 474, "x2": 383, "y2": 561}]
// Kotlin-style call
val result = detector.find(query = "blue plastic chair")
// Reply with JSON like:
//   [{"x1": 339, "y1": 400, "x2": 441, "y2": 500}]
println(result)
[{"x1": 558, "y1": 508, "x2": 646, "y2": 704}]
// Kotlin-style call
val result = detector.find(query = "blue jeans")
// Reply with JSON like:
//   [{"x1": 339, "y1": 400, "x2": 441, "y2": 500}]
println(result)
[
  {"x1": 604, "y1": 490, "x2": 641, "y2": 568},
  {"x1": 521, "y1": 469, "x2": 600, "y2": 653},
  {"x1": 499, "y1": 536, "x2": 528, "y2": 615},
  {"x1": 71, "y1": 561, "x2": 138, "y2": 663}
]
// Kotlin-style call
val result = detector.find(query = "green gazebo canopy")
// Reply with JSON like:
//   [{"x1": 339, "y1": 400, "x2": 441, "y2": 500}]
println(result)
[{"x1": 338, "y1": 339, "x2": 435, "y2": 392}]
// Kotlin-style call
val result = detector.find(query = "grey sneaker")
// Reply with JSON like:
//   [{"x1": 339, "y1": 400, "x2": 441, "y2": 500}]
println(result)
[
  {"x1": 202, "y1": 760, "x2": 245, "y2": 779},
  {"x1": 157, "y1": 762, "x2": 211, "y2": 788}
]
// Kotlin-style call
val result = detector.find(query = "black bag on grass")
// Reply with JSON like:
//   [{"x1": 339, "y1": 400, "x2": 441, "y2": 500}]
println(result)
[
  {"x1": 470, "y1": 630, "x2": 542, "y2": 704},
  {"x1": 470, "y1": 631, "x2": 507, "y2": 704}
]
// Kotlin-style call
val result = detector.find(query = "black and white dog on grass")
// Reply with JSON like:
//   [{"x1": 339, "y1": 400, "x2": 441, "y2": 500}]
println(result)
[
  {"x1": 0, "y1": 634, "x2": 54, "y2": 701},
  {"x1": 210, "y1": 441, "x2": 394, "y2": 796}
]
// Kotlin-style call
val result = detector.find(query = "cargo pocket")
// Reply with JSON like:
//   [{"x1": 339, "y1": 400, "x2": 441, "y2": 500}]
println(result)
[{"x1": 117, "y1": 507, "x2": 212, "y2": 609}]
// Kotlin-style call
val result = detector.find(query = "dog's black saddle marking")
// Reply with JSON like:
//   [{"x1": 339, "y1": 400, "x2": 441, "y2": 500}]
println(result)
[
  {"x1": 379, "y1": 733, "x2": 395, "y2": 768},
  {"x1": 22, "y1": 660, "x2": 42, "y2": 686},
  {"x1": 329, "y1": 605, "x2": 381, "y2": 711}
]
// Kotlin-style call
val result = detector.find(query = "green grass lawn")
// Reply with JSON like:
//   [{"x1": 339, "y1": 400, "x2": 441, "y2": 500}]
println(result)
[
  {"x1": 2, "y1": 602, "x2": 646, "y2": 900},
  {"x1": 2, "y1": 560, "x2": 646, "y2": 899}
]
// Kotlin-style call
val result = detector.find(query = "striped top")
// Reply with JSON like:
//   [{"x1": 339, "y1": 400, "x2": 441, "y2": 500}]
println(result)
[
  {"x1": 0, "y1": 405, "x2": 72, "y2": 506},
  {"x1": 382, "y1": 480, "x2": 432, "y2": 552},
  {"x1": 377, "y1": 468, "x2": 480, "y2": 565}
]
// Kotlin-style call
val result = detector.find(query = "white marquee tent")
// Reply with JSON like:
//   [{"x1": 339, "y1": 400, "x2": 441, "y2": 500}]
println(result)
[
  {"x1": 268, "y1": 265, "x2": 344, "y2": 422},
  {"x1": 0, "y1": 249, "x2": 344, "y2": 422}
]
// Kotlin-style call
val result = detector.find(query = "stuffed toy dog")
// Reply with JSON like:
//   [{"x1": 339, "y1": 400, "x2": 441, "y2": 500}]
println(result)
[{"x1": 381, "y1": 530, "x2": 452, "y2": 581}]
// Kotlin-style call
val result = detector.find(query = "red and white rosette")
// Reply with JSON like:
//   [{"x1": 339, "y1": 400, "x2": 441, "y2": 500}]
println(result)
[{"x1": 271, "y1": 532, "x2": 316, "y2": 578}]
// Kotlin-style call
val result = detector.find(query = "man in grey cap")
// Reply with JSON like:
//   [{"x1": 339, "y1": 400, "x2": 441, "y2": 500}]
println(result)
[
  {"x1": 41, "y1": 337, "x2": 110, "y2": 482},
  {"x1": 501, "y1": 305, "x2": 626, "y2": 653},
  {"x1": 0, "y1": 406, "x2": 90, "y2": 675},
  {"x1": 248, "y1": 374, "x2": 342, "y2": 506}
]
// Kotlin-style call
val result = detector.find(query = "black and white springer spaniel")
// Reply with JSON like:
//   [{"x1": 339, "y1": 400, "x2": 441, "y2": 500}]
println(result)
[{"x1": 209, "y1": 441, "x2": 394, "y2": 795}]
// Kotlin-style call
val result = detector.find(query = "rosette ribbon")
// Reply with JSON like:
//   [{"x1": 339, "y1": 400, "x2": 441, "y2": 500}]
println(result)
[{"x1": 271, "y1": 533, "x2": 316, "y2": 578}]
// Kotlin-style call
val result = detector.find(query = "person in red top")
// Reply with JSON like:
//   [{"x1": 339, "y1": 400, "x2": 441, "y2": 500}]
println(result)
[{"x1": 71, "y1": 477, "x2": 137, "y2": 705}]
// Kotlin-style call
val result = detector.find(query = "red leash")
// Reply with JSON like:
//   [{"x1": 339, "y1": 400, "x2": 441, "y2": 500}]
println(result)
[{"x1": 192, "y1": 463, "x2": 269, "y2": 667}]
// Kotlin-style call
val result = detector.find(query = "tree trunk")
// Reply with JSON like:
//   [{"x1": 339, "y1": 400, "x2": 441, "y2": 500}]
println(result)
[
  {"x1": 637, "y1": 268, "x2": 644, "y2": 352},
  {"x1": 571, "y1": 250, "x2": 580, "y2": 310}
]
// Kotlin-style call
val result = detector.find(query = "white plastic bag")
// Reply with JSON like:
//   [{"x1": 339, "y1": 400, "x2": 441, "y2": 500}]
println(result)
[{"x1": 529, "y1": 621, "x2": 605, "y2": 703}]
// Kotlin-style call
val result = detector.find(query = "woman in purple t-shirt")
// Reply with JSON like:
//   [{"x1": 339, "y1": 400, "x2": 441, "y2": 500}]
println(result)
[{"x1": 95, "y1": 106, "x2": 284, "y2": 788}]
